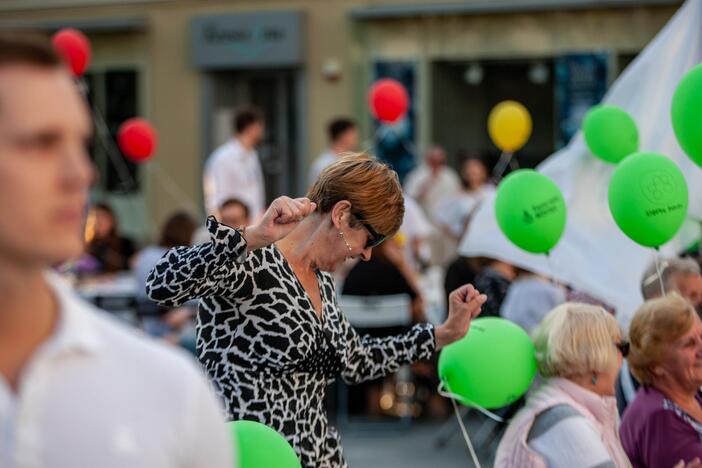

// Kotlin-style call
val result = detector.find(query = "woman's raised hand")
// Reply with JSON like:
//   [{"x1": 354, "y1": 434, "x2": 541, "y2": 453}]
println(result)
[
  {"x1": 244, "y1": 196, "x2": 317, "y2": 250},
  {"x1": 434, "y1": 284, "x2": 487, "y2": 350}
]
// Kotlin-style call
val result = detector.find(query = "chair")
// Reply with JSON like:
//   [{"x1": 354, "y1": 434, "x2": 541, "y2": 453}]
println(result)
[{"x1": 336, "y1": 294, "x2": 414, "y2": 430}]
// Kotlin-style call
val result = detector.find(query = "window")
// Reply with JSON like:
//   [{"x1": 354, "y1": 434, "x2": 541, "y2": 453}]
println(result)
[{"x1": 83, "y1": 69, "x2": 140, "y2": 193}]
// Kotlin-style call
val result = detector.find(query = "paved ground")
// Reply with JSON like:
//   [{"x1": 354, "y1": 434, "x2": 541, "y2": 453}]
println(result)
[{"x1": 339, "y1": 413, "x2": 499, "y2": 468}]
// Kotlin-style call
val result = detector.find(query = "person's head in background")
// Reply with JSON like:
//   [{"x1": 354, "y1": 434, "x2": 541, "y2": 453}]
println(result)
[
  {"x1": 425, "y1": 145, "x2": 447, "y2": 173},
  {"x1": 641, "y1": 257, "x2": 702, "y2": 309},
  {"x1": 92, "y1": 202, "x2": 118, "y2": 241},
  {"x1": 217, "y1": 198, "x2": 250, "y2": 229},
  {"x1": 328, "y1": 118, "x2": 358, "y2": 155},
  {"x1": 474, "y1": 256, "x2": 517, "y2": 280},
  {"x1": 457, "y1": 151, "x2": 489, "y2": 192},
  {"x1": 233, "y1": 105, "x2": 264, "y2": 150},
  {"x1": 158, "y1": 212, "x2": 196, "y2": 248},
  {"x1": 0, "y1": 32, "x2": 93, "y2": 268}
]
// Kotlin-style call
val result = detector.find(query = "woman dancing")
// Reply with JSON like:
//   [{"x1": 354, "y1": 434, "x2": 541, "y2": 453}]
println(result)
[{"x1": 146, "y1": 154, "x2": 486, "y2": 467}]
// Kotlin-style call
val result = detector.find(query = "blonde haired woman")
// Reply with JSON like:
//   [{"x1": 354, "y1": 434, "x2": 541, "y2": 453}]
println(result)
[
  {"x1": 495, "y1": 303, "x2": 631, "y2": 467},
  {"x1": 146, "y1": 154, "x2": 486, "y2": 467}
]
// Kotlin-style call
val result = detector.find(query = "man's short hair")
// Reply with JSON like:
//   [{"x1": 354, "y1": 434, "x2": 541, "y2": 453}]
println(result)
[
  {"x1": 327, "y1": 118, "x2": 356, "y2": 143},
  {"x1": 218, "y1": 197, "x2": 250, "y2": 219},
  {"x1": 0, "y1": 31, "x2": 61, "y2": 70},
  {"x1": 233, "y1": 106, "x2": 263, "y2": 134},
  {"x1": 641, "y1": 257, "x2": 701, "y2": 300}
]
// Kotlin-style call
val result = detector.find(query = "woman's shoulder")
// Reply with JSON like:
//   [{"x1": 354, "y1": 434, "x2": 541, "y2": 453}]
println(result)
[{"x1": 623, "y1": 386, "x2": 686, "y2": 428}]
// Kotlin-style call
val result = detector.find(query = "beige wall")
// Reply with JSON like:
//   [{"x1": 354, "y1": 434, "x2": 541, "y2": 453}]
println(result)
[
  {"x1": 0, "y1": 0, "x2": 360, "y2": 235},
  {"x1": 0, "y1": 1, "x2": 679, "y2": 236}
]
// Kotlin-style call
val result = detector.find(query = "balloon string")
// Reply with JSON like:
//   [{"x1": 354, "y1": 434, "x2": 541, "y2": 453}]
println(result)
[
  {"x1": 77, "y1": 76, "x2": 139, "y2": 192},
  {"x1": 92, "y1": 103, "x2": 139, "y2": 192},
  {"x1": 654, "y1": 248, "x2": 667, "y2": 296},
  {"x1": 79, "y1": 77, "x2": 201, "y2": 216},
  {"x1": 546, "y1": 252, "x2": 558, "y2": 285},
  {"x1": 437, "y1": 382, "x2": 504, "y2": 422},
  {"x1": 147, "y1": 163, "x2": 201, "y2": 215},
  {"x1": 437, "y1": 382, "x2": 483, "y2": 467},
  {"x1": 451, "y1": 395, "x2": 482, "y2": 468},
  {"x1": 492, "y1": 151, "x2": 513, "y2": 182}
]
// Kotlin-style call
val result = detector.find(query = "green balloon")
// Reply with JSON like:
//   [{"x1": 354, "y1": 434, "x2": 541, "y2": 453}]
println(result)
[
  {"x1": 495, "y1": 170, "x2": 567, "y2": 254},
  {"x1": 608, "y1": 152, "x2": 688, "y2": 248},
  {"x1": 229, "y1": 420, "x2": 301, "y2": 468},
  {"x1": 583, "y1": 105, "x2": 639, "y2": 164},
  {"x1": 672, "y1": 63, "x2": 702, "y2": 168},
  {"x1": 439, "y1": 317, "x2": 537, "y2": 409}
]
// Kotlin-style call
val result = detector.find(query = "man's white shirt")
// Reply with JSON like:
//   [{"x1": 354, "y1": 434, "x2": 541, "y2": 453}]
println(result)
[
  {"x1": 203, "y1": 138, "x2": 265, "y2": 219},
  {"x1": 0, "y1": 272, "x2": 234, "y2": 468}
]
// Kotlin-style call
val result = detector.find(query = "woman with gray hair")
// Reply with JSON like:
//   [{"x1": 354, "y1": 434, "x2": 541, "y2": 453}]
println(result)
[{"x1": 495, "y1": 303, "x2": 631, "y2": 467}]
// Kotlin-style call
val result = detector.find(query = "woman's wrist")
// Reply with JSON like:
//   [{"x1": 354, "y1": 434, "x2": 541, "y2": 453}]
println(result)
[
  {"x1": 241, "y1": 224, "x2": 270, "y2": 252},
  {"x1": 434, "y1": 324, "x2": 458, "y2": 351}
]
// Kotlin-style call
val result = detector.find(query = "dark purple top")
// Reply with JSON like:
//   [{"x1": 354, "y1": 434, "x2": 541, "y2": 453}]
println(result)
[{"x1": 620, "y1": 386, "x2": 702, "y2": 467}]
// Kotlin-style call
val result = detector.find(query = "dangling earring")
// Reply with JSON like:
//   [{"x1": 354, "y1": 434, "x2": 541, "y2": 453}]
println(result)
[
  {"x1": 591, "y1": 374, "x2": 598, "y2": 385},
  {"x1": 338, "y1": 230, "x2": 353, "y2": 254}
]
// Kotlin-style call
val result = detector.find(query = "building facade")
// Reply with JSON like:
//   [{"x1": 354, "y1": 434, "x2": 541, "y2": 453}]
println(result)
[{"x1": 0, "y1": 0, "x2": 680, "y2": 240}]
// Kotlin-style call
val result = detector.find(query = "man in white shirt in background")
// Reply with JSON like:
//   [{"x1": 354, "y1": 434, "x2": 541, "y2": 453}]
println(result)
[
  {"x1": 307, "y1": 117, "x2": 358, "y2": 187},
  {"x1": 203, "y1": 106, "x2": 266, "y2": 221},
  {"x1": 405, "y1": 145, "x2": 461, "y2": 265},
  {"x1": 404, "y1": 145, "x2": 461, "y2": 217},
  {"x1": 0, "y1": 32, "x2": 233, "y2": 468}
]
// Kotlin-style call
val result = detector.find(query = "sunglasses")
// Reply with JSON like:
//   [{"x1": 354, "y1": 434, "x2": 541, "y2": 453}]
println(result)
[
  {"x1": 352, "y1": 212, "x2": 386, "y2": 249},
  {"x1": 616, "y1": 340, "x2": 630, "y2": 358}
]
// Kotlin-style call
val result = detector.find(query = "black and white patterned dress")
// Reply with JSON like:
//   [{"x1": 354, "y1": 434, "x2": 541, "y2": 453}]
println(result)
[{"x1": 146, "y1": 218, "x2": 436, "y2": 467}]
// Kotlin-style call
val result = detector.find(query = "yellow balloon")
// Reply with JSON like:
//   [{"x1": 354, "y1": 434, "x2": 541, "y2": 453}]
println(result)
[{"x1": 488, "y1": 101, "x2": 533, "y2": 153}]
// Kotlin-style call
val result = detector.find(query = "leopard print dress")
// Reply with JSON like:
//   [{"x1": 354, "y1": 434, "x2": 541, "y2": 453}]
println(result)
[{"x1": 146, "y1": 218, "x2": 435, "y2": 467}]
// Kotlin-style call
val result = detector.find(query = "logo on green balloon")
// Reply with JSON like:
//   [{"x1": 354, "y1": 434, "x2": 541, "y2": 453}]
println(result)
[
  {"x1": 640, "y1": 171, "x2": 675, "y2": 205},
  {"x1": 495, "y1": 170, "x2": 567, "y2": 254}
]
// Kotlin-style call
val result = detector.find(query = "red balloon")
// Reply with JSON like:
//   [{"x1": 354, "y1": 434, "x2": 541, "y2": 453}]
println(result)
[
  {"x1": 117, "y1": 118, "x2": 158, "y2": 163},
  {"x1": 368, "y1": 79, "x2": 409, "y2": 123},
  {"x1": 52, "y1": 28, "x2": 91, "y2": 77}
]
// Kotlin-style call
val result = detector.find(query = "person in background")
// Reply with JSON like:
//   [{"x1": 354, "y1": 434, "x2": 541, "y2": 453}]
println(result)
[
  {"x1": 473, "y1": 258, "x2": 516, "y2": 317},
  {"x1": 444, "y1": 256, "x2": 483, "y2": 313},
  {"x1": 133, "y1": 211, "x2": 197, "y2": 343},
  {"x1": 343, "y1": 235, "x2": 425, "y2": 323},
  {"x1": 500, "y1": 268, "x2": 566, "y2": 334},
  {"x1": 308, "y1": 117, "x2": 359, "y2": 187},
  {"x1": 203, "y1": 105, "x2": 266, "y2": 220},
  {"x1": 0, "y1": 31, "x2": 232, "y2": 468},
  {"x1": 404, "y1": 145, "x2": 461, "y2": 217},
  {"x1": 405, "y1": 145, "x2": 461, "y2": 265},
  {"x1": 218, "y1": 197, "x2": 251, "y2": 229},
  {"x1": 620, "y1": 294, "x2": 702, "y2": 467},
  {"x1": 435, "y1": 152, "x2": 494, "y2": 242},
  {"x1": 85, "y1": 202, "x2": 136, "y2": 273},
  {"x1": 617, "y1": 257, "x2": 702, "y2": 415},
  {"x1": 192, "y1": 197, "x2": 252, "y2": 245},
  {"x1": 640, "y1": 257, "x2": 702, "y2": 310},
  {"x1": 341, "y1": 236, "x2": 425, "y2": 417},
  {"x1": 495, "y1": 303, "x2": 631, "y2": 467},
  {"x1": 399, "y1": 194, "x2": 433, "y2": 271}
]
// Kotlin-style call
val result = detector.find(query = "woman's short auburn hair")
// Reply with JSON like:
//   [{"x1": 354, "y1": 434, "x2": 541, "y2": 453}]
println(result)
[
  {"x1": 533, "y1": 302, "x2": 622, "y2": 378},
  {"x1": 307, "y1": 153, "x2": 404, "y2": 238},
  {"x1": 628, "y1": 293, "x2": 697, "y2": 386}
]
